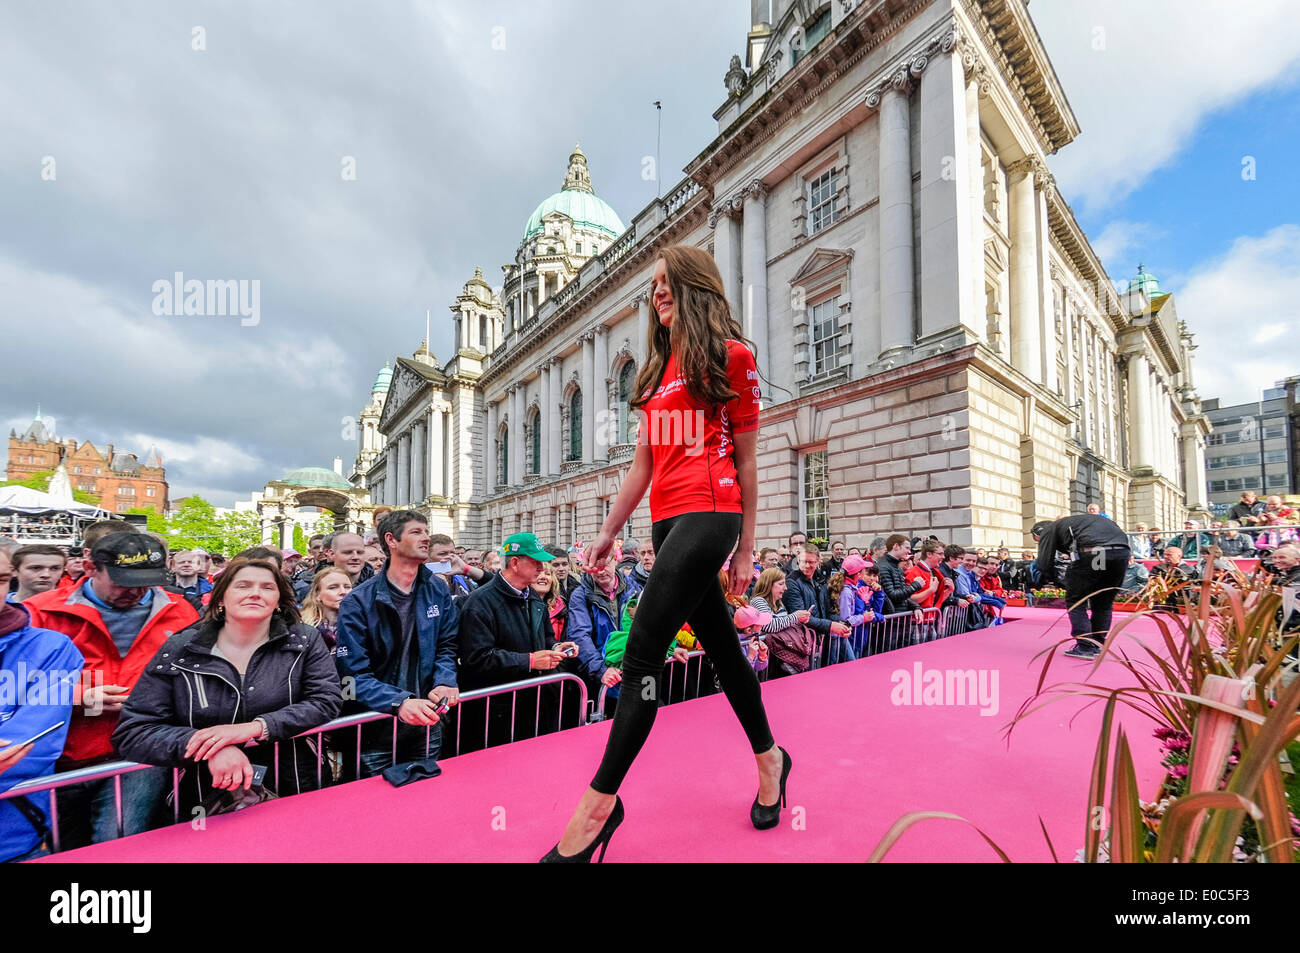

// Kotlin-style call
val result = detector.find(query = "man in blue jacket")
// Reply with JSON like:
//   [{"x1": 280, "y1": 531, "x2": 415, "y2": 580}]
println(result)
[
  {"x1": 335, "y1": 511, "x2": 459, "y2": 777},
  {"x1": 0, "y1": 600, "x2": 83, "y2": 862}
]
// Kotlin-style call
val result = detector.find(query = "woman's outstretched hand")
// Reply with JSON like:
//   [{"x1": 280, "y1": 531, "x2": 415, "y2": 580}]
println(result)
[
  {"x1": 728, "y1": 544, "x2": 754, "y2": 597},
  {"x1": 584, "y1": 533, "x2": 615, "y2": 572}
]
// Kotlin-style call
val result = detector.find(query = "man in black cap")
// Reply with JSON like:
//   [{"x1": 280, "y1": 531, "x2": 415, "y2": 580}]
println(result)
[{"x1": 1032, "y1": 514, "x2": 1130, "y2": 659}]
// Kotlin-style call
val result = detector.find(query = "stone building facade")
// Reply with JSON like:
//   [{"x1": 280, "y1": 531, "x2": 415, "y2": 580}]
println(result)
[
  {"x1": 6, "y1": 411, "x2": 168, "y2": 514},
  {"x1": 355, "y1": 0, "x2": 1209, "y2": 550}
]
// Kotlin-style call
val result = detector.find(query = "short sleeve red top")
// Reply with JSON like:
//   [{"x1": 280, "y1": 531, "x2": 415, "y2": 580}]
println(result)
[{"x1": 636, "y1": 339, "x2": 760, "y2": 523}]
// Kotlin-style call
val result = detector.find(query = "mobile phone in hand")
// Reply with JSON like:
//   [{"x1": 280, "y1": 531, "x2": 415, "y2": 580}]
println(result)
[{"x1": 9, "y1": 720, "x2": 66, "y2": 750}]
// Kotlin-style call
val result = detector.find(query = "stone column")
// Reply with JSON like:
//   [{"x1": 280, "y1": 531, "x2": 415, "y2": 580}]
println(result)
[
  {"x1": 1127, "y1": 352, "x2": 1153, "y2": 470},
  {"x1": 1185, "y1": 431, "x2": 1207, "y2": 510},
  {"x1": 581, "y1": 333, "x2": 595, "y2": 464},
  {"x1": 635, "y1": 294, "x2": 650, "y2": 361},
  {"x1": 918, "y1": 47, "x2": 976, "y2": 341},
  {"x1": 711, "y1": 200, "x2": 742, "y2": 321},
  {"x1": 1007, "y1": 156, "x2": 1042, "y2": 383},
  {"x1": 429, "y1": 408, "x2": 444, "y2": 498},
  {"x1": 966, "y1": 72, "x2": 985, "y2": 342},
  {"x1": 510, "y1": 386, "x2": 525, "y2": 484},
  {"x1": 1036, "y1": 179, "x2": 1058, "y2": 393},
  {"x1": 539, "y1": 363, "x2": 552, "y2": 477},
  {"x1": 485, "y1": 401, "x2": 498, "y2": 490},
  {"x1": 396, "y1": 432, "x2": 410, "y2": 505},
  {"x1": 874, "y1": 74, "x2": 914, "y2": 359},
  {"x1": 593, "y1": 326, "x2": 609, "y2": 460},
  {"x1": 548, "y1": 361, "x2": 562, "y2": 474},
  {"x1": 741, "y1": 180, "x2": 769, "y2": 395},
  {"x1": 537, "y1": 272, "x2": 547, "y2": 307},
  {"x1": 1062, "y1": 299, "x2": 1076, "y2": 406},
  {"x1": 409, "y1": 418, "x2": 425, "y2": 504}
]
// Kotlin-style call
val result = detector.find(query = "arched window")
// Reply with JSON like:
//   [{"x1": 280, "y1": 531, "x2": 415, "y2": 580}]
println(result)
[
  {"x1": 479, "y1": 314, "x2": 487, "y2": 349},
  {"x1": 529, "y1": 409, "x2": 541, "y2": 475},
  {"x1": 568, "y1": 390, "x2": 582, "y2": 461},
  {"x1": 617, "y1": 361, "x2": 636, "y2": 444}
]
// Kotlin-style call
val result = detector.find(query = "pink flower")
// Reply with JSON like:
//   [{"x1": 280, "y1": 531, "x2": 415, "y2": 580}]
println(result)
[{"x1": 1168, "y1": 764, "x2": 1189, "y2": 779}]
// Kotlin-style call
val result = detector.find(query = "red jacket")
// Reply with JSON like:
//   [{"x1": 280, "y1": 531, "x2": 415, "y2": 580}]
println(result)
[
  {"x1": 905, "y1": 562, "x2": 951, "y2": 610},
  {"x1": 24, "y1": 582, "x2": 200, "y2": 765},
  {"x1": 979, "y1": 574, "x2": 1006, "y2": 597}
]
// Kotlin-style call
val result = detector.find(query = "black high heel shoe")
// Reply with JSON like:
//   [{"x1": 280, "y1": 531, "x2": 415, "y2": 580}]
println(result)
[
  {"x1": 751, "y1": 746, "x2": 792, "y2": 830},
  {"x1": 540, "y1": 796, "x2": 624, "y2": 863}
]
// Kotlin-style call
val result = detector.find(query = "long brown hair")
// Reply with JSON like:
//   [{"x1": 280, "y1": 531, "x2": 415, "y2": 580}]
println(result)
[
  {"x1": 300, "y1": 567, "x2": 351, "y2": 626},
  {"x1": 752, "y1": 567, "x2": 787, "y2": 608},
  {"x1": 632, "y1": 244, "x2": 753, "y2": 411},
  {"x1": 203, "y1": 557, "x2": 301, "y2": 626}
]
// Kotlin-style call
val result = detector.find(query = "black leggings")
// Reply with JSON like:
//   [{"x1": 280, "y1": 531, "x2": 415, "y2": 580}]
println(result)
[{"x1": 590, "y1": 511, "x2": 776, "y2": 794}]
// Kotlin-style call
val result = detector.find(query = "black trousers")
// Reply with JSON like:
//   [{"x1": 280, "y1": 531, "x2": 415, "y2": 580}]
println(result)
[
  {"x1": 590, "y1": 512, "x2": 775, "y2": 794},
  {"x1": 1064, "y1": 547, "x2": 1130, "y2": 647}
]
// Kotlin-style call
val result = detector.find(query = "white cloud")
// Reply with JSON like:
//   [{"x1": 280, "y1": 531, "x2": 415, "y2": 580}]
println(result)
[
  {"x1": 1176, "y1": 225, "x2": 1300, "y2": 406},
  {"x1": 121, "y1": 434, "x2": 263, "y2": 479},
  {"x1": 1032, "y1": 1, "x2": 1300, "y2": 211},
  {"x1": 1088, "y1": 220, "x2": 1161, "y2": 275}
]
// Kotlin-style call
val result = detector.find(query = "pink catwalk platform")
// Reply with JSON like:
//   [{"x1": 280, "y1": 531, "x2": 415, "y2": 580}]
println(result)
[{"x1": 40, "y1": 609, "x2": 1166, "y2": 863}]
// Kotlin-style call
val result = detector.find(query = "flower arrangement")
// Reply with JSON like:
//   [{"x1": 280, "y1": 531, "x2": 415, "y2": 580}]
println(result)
[
  {"x1": 867, "y1": 568, "x2": 1300, "y2": 863},
  {"x1": 1030, "y1": 587, "x2": 1066, "y2": 599}
]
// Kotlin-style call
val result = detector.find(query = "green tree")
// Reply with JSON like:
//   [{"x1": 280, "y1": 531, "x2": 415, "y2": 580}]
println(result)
[
  {"x1": 292, "y1": 524, "x2": 306, "y2": 555},
  {"x1": 218, "y1": 509, "x2": 262, "y2": 557},
  {"x1": 4, "y1": 469, "x2": 100, "y2": 506}
]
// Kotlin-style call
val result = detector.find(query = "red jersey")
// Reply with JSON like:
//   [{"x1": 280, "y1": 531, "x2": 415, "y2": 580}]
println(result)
[
  {"x1": 637, "y1": 339, "x2": 760, "y2": 523},
  {"x1": 905, "y1": 562, "x2": 951, "y2": 610}
]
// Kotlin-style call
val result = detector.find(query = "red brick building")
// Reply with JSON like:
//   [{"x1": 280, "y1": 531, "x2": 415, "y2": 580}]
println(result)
[{"x1": 6, "y1": 412, "x2": 168, "y2": 514}]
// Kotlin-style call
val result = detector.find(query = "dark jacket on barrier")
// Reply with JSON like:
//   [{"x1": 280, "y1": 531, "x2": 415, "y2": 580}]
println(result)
[
  {"x1": 566, "y1": 572, "x2": 641, "y2": 683},
  {"x1": 112, "y1": 617, "x2": 342, "y2": 807},
  {"x1": 782, "y1": 570, "x2": 833, "y2": 635},
  {"x1": 878, "y1": 553, "x2": 922, "y2": 614},
  {"x1": 334, "y1": 565, "x2": 459, "y2": 715},
  {"x1": 457, "y1": 573, "x2": 560, "y2": 691}
]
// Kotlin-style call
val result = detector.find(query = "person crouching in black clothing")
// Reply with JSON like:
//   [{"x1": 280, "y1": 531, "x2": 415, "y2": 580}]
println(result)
[{"x1": 1032, "y1": 515, "x2": 1130, "y2": 659}]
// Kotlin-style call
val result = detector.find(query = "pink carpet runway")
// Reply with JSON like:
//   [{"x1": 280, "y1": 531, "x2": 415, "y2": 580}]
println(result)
[{"x1": 40, "y1": 608, "x2": 1166, "y2": 863}]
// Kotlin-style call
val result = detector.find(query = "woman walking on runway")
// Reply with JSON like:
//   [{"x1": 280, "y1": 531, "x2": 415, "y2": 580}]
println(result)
[{"x1": 541, "y1": 244, "x2": 790, "y2": 862}]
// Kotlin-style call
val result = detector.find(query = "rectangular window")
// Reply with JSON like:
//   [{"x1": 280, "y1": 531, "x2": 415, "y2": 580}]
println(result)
[
  {"x1": 807, "y1": 168, "x2": 841, "y2": 235},
  {"x1": 810, "y1": 296, "x2": 842, "y2": 376},
  {"x1": 118, "y1": 487, "x2": 135, "y2": 496},
  {"x1": 575, "y1": 242, "x2": 582, "y2": 255},
  {"x1": 1209, "y1": 480, "x2": 1226, "y2": 493},
  {"x1": 801, "y1": 450, "x2": 829, "y2": 542},
  {"x1": 147, "y1": 487, "x2": 156, "y2": 497}
]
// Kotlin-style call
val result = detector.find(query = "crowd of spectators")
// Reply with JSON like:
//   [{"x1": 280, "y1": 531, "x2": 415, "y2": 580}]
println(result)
[{"x1": 2, "y1": 501, "x2": 1297, "y2": 862}]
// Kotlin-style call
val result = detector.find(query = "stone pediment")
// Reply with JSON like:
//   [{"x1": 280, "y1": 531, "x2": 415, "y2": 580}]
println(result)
[
  {"x1": 790, "y1": 246, "x2": 853, "y2": 285},
  {"x1": 379, "y1": 360, "x2": 438, "y2": 431}
]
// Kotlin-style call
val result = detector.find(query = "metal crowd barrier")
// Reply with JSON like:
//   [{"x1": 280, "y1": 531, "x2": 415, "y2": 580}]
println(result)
[
  {"x1": 1, "y1": 671, "x2": 588, "y2": 855},
  {"x1": 592, "y1": 649, "x2": 709, "y2": 720}
]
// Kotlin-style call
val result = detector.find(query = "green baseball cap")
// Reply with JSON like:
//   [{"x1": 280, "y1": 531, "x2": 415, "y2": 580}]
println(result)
[{"x1": 500, "y1": 533, "x2": 554, "y2": 562}]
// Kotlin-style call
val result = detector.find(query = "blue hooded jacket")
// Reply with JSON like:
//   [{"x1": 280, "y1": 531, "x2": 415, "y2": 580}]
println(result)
[
  {"x1": 0, "y1": 602, "x2": 83, "y2": 862},
  {"x1": 335, "y1": 564, "x2": 459, "y2": 715}
]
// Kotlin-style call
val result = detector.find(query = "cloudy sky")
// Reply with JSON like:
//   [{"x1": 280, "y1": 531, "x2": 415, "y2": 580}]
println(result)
[{"x1": 3, "y1": 0, "x2": 1298, "y2": 506}]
